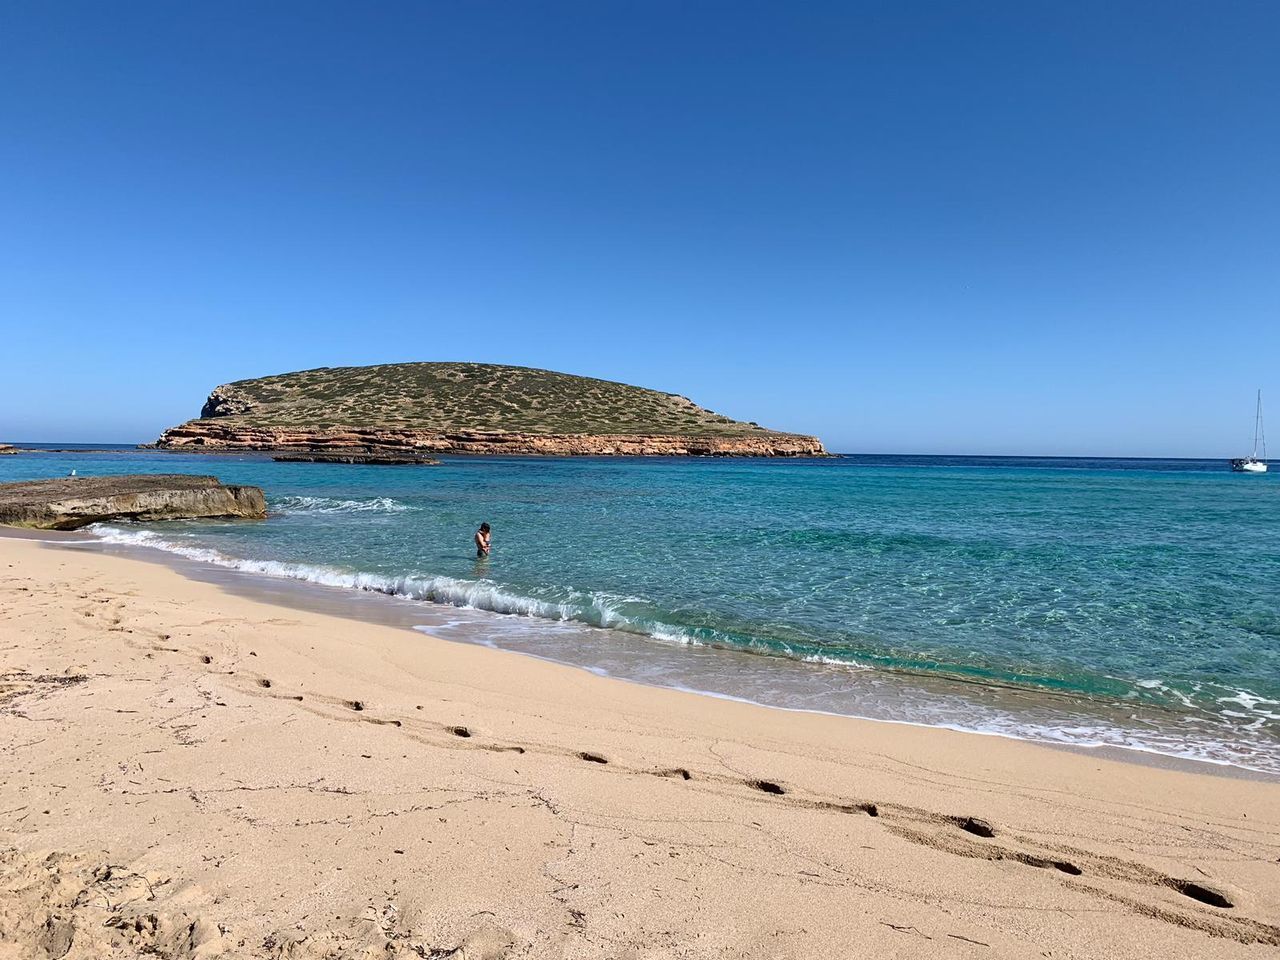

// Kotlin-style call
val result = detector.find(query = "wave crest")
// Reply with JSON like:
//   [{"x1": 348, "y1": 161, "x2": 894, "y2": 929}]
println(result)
[
  {"x1": 274, "y1": 495, "x2": 410, "y2": 515},
  {"x1": 88, "y1": 525, "x2": 651, "y2": 627}
]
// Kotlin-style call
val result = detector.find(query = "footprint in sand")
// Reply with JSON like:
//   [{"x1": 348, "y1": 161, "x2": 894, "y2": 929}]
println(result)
[
  {"x1": 1170, "y1": 879, "x2": 1233, "y2": 908},
  {"x1": 955, "y1": 816, "x2": 995, "y2": 838},
  {"x1": 657, "y1": 767, "x2": 692, "y2": 781}
]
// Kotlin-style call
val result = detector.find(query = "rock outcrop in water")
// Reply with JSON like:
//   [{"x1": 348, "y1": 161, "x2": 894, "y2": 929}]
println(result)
[
  {"x1": 272, "y1": 451, "x2": 441, "y2": 465},
  {"x1": 154, "y1": 362, "x2": 826, "y2": 458},
  {"x1": 0, "y1": 475, "x2": 267, "y2": 530}
]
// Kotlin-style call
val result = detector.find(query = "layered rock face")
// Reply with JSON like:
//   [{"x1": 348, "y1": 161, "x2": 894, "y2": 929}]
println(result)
[
  {"x1": 154, "y1": 422, "x2": 826, "y2": 457},
  {"x1": 0, "y1": 475, "x2": 267, "y2": 530}
]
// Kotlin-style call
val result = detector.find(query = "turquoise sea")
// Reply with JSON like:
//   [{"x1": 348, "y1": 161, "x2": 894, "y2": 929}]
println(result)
[{"x1": 5, "y1": 448, "x2": 1279, "y2": 774}]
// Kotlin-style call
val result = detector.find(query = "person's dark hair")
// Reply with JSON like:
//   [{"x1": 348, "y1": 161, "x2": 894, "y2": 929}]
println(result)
[{"x1": 479, "y1": 522, "x2": 490, "y2": 533}]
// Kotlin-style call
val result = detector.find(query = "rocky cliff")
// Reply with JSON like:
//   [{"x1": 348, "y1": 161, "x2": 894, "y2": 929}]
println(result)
[
  {"x1": 0, "y1": 475, "x2": 267, "y2": 530},
  {"x1": 154, "y1": 363, "x2": 826, "y2": 457},
  {"x1": 156, "y1": 422, "x2": 824, "y2": 457}
]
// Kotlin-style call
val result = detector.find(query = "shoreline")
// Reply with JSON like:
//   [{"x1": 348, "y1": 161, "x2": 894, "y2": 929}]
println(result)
[
  {"x1": 3, "y1": 446, "x2": 1265, "y2": 463},
  {"x1": 26, "y1": 521, "x2": 1277, "y2": 781},
  {"x1": 3, "y1": 532, "x2": 1278, "y2": 956}
]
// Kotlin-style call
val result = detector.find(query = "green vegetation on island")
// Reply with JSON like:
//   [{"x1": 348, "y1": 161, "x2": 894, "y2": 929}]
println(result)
[{"x1": 196, "y1": 362, "x2": 785, "y2": 437}]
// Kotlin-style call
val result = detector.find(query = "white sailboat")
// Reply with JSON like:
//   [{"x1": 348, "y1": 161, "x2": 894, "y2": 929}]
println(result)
[{"x1": 1230, "y1": 390, "x2": 1268, "y2": 473}]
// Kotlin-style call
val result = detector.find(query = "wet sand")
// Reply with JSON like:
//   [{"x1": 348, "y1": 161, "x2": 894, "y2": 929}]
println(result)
[{"x1": 2, "y1": 534, "x2": 1278, "y2": 958}]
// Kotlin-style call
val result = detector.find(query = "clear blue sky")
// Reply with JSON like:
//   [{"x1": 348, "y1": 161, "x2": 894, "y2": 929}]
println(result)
[{"x1": 2, "y1": 2, "x2": 1277, "y2": 455}]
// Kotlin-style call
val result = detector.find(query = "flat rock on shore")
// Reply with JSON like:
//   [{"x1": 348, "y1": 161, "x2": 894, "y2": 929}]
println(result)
[{"x1": 0, "y1": 474, "x2": 266, "y2": 530}]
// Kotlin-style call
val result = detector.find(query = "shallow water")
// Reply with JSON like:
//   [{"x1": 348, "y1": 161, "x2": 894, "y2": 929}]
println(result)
[{"x1": 5, "y1": 447, "x2": 1279, "y2": 773}]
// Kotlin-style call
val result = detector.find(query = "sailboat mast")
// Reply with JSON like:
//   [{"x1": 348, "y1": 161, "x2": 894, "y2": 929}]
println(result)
[{"x1": 1257, "y1": 390, "x2": 1266, "y2": 461}]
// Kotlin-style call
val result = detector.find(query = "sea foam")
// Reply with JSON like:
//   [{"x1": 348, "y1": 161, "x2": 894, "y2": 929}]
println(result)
[
  {"x1": 274, "y1": 495, "x2": 411, "y2": 515},
  {"x1": 90, "y1": 524, "x2": 681, "y2": 637}
]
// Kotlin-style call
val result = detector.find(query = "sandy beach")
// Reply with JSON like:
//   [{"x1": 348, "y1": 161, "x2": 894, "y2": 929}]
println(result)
[{"x1": 2, "y1": 533, "x2": 1278, "y2": 959}]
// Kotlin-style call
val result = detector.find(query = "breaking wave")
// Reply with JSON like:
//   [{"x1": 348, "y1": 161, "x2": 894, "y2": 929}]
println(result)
[
  {"x1": 89, "y1": 524, "x2": 678, "y2": 634},
  {"x1": 273, "y1": 495, "x2": 411, "y2": 515},
  {"x1": 85, "y1": 526, "x2": 858, "y2": 668}
]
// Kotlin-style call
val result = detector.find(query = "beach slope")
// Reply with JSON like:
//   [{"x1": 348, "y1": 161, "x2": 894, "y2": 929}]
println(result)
[{"x1": 1, "y1": 535, "x2": 1276, "y2": 959}]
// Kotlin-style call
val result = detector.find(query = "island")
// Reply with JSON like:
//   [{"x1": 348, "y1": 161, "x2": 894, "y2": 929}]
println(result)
[
  {"x1": 151, "y1": 362, "x2": 826, "y2": 457},
  {"x1": 0, "y1": 475, "x2": 267, "y2": 530}
]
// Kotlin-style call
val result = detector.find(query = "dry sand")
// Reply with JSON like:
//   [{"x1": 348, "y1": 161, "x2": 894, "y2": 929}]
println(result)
[{"x1": 1, "y1": 534, "x2": 1278, "y2": 959}]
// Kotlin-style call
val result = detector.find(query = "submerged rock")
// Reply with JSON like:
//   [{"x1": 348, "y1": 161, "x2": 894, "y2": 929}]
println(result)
[
  {"x1": 0, "y1": 475, "x2": 266, "y2": 530},
  {"x1": 271, "y1": 451, "x2": 441, "y2": 465}
]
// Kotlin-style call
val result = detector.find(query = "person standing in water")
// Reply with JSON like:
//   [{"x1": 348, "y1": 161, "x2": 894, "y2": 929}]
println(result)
[{"x1": 474, "y1": 522, "x2": 491, "y2": 558}]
